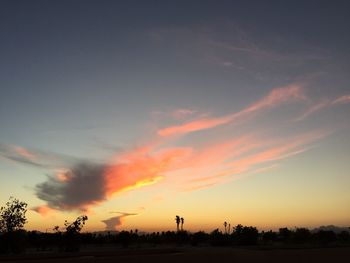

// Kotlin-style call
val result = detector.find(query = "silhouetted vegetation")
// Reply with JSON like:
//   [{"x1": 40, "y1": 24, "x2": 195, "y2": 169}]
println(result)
[
  {"x1": 2, "y1": 225, "x2": 350, "y2": 254},
  {"x1": 175, "y1": 215, "x2": 180, "y2": 231},
  {"x1": 59, "y1": 215, "x2": 88, "y2": 252},
  {"x1": 0, "y1": 197, "x2": 27, "y2": 254},
  {"x1": 1, "y1": 198, "x2": 350, "y2": 255}
]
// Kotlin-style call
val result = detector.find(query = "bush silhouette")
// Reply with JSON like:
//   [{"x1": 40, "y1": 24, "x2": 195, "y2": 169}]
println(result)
[
  {"x1": 315, "y1": 230, "x2": 336, "y2": 245},
  {"x1": 262, "y1": 230, "x2": 278, "y2": 243},
  {"x1": 61, "y1": 215, "x2": 88, "y2": 252},
  {"x1": 278, "y1": 227, "x2": 292, "y2": 242},
  {"x1": 232, "y1": 225, "x2": 259, "y2": 245}
]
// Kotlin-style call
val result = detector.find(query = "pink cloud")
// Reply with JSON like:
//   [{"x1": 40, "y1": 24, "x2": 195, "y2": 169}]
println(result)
[
  {"x1": 172, "y1": 109, "x2": 197, "y2": 119},
  {"x1": 332, "y1": 94, "x2": 350, "y2": 105},
  {"x1": 227, "y1": 131, "x2": 327, "y2": 171},
  {"x1": 157, "y1": 83, "x2": 306, "y2": 137},
  {"x1": 241, "y1": 83, "x2": 306, "y2": 113},
  {"x1": 13, "y1": 146, "x2": 37, "y2": 161},
  {"x1": 174, "y1": 130, "x2": 329, "y2": 191},
  {"x1": 157, "y1": 115, "x2": 233, "y2": 137},
  {"x1": 294, "y1": 99, "x2": 330, "y2": 122},
  {"x1": 294, "y1": 94, "x2": 350, "y2": 121}
]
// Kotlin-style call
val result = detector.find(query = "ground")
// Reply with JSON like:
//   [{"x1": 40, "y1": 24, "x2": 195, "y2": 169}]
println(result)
[{"x1": 1, "y1": 246, "x2": 350, "y2": 263}]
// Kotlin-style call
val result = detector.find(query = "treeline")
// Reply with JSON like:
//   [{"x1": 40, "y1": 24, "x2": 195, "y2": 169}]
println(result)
[
  {"x1": 2, "y1": 225, "x2": 350, "y2": 254},
  {"x1": 1, "y1": 197, "x2": 350, "y2": 254}
]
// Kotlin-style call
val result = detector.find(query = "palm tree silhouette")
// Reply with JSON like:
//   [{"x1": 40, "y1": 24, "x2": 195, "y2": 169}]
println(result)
[
  {"x1": 175, "y1": 215, "x2": 180, "y2": 231},
  {"x1": 224, "y1": 221, "x2": 228, "y2": 234},
  {"x1": 180, "y1": 217, "x2": 184, "y2": 231}
]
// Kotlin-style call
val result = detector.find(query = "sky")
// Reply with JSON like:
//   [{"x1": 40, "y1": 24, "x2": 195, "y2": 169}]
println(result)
[{"x1": 0, "y1": 0, "x2": 350, "y2": 232}]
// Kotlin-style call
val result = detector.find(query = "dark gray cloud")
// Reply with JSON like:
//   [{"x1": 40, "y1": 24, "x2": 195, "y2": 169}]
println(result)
[
  {"x1": 102, "y1": 212, "x2": 138, "y2": 230},
  {"x1": 0, "y1": 143, "x2": 111, "y2": 211},
  {"x1": 35, "y1": 162, "x2": 107, "y2": 211}
]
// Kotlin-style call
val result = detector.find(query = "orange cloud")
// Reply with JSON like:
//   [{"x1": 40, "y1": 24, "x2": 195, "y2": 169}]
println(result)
[
  {"x1": 104, "y1": 147, "x2": 192, "y2": 196},
  {"x1": 32, "y1": 206, "x2": 57, "y2": 217},
  {"x1": 55, "y1": 169, "x2": 71, "y2": 182}
]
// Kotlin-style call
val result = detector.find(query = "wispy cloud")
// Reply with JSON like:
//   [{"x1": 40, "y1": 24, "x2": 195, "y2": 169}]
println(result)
[
  {"x1": 0, "y1": 144, "x2": 45, "y2": 168},
  {"x1": 294, "y1": 99, "x2": 330, "y2": 121},
  {"x1": 13, "y1": 146, "x2": 37, "y2": 161},
  {"x1": 295, "y1": 94, "x2": 350, "y2": 121},
  {"x1": 165, "y1": 130, "x2": 329, "y2": 191},
  {"x1": 332, "y1": 95, "x2": 350, "y2": 105},
  {"x1": 172, "y1": 109, "x2": 197, "y2": 119},
  {"x1": 158, "y1": 83, "x2": 305, "y2": 137},
  {"x1": 0, "y1": 144, "x2": 77, "y2": 169}
]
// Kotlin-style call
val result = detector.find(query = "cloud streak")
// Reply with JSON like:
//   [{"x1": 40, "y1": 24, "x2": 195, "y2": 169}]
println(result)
[
  {"x1": 332, "y1": 95, "x2": 350, "y2": 105},
  {"x1": 295, "y1": 94, "x2": 350, "y2": 121},
  {"x1": 158, "y1": 83, "x2": 305, "y2": 137}
]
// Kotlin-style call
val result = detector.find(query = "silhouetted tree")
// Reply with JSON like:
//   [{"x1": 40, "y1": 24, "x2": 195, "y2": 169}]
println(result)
[
  {"x1": 233, "y1": 224, "x2": 243, "y2": 236},
  {"x1": 175, "y1": 215, "x2": 180, "y2": 231},
  {"x1": 0, "y1": 197, "x2": 28, "y2": 254},
  {"x1": 278, "y1": 227, "x2": 292, "y2": 242},
  {"x1": 191, "y1": 231, "x2": 208, "y2": 246},
  {"x1": 62, "y1": 215, "x2": 88, "y2": 252},
  {"x1": 180, "y1": 217, "x2": 184, "y2": 231},
  {"x1": 119, "y1": 230, "x2": 131, "y2": 248},
  {"x1": 293, "y1": 228, "x2": 311, "y2": 243},
  {"x1": 64, "y1": 215, "x2": 88, "y2": 235},
  {"x1": 53, "y1": 225, "x2": 60, "y2": 233},
  {"x1": 315, "y1": 230, "x2": 336, "y2": 245},
  {"x1": 0, "y1": 197, "x2": 27, "y2": 233},
  {"x1": 224, "y1": 221, "x2": 228, "y2": 234},
  {"x1": 210, "y1": 228, "x2": 231, "y2": 246},
  {"x1": 232, "y1": 225, "x2": 259, "y2": 245},
  {"x1": 338, "y1": 231, "x2": 350, "y2": 243},
  {"x1": 262, "y1": 230, "x2": 278, "y2": 243}
]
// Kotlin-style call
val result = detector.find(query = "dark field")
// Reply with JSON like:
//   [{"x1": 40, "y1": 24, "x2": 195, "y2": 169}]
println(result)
[{"x1": 1, "y1": 246, "x2": 350, "y2": 263}]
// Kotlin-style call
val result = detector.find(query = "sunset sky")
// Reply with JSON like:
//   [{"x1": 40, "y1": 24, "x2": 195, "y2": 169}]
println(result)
[{"x1": 1, "y1": 1, "x2": 350, "y2": 232}]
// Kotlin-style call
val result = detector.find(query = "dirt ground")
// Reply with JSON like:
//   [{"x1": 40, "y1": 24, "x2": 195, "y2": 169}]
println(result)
[{"x1": 1, "y1": 246, "x2": 350, "y2": 263}]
